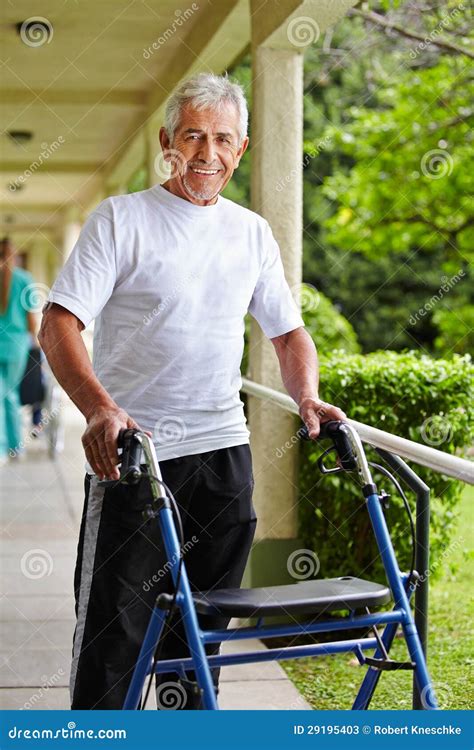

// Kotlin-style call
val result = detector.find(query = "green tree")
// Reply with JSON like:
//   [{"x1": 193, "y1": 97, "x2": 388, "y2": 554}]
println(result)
[{"x1": 226, "y1": 2, "x2": 473, "y2": 354}]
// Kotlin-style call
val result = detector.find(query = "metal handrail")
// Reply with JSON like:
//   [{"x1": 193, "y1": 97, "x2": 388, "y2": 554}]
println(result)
[{"x1": 241, "y1": 377, "x2": 474, "y2": 485}]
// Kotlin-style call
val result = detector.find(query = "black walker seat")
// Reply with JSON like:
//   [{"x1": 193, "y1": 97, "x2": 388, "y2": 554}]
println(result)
[{"x1": 193, "y1": 576, "x2": 391, "y2": 618}]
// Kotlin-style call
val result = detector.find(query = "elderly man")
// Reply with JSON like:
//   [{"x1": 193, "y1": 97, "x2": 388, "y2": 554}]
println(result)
[{"x1": 39, "y1": 73, "x2": 345, "y2": 710}]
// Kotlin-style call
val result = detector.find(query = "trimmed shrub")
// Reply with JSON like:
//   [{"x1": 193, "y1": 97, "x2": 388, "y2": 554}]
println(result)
[{"x1": 299, "y1": 351, "x2": 473, "y2": 582}]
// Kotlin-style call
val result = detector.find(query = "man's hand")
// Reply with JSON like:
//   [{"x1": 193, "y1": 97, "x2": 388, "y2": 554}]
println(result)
[
  {"x1": 82, "y1": 406, "x2": 149, "y2": 481},
  {"x1": 299, "y1": 396, "x2": 347, "y2": 440}
]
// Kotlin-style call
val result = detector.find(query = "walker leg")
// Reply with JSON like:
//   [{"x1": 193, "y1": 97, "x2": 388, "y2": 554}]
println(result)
[
  {"x1": 402, "y1": 621, "x2": 438, "y2": 709},
  {"x1": 366, "y1": 493, "x2": 438, "y2": 710},
  {"x1": 158, "y1": 507, "x2": 219, "y2": 710},
  {"x1": 352, "y1": 621, "x2": 399, "y2": 709},
  {"x1": 123, "y1": 605, "x2": 167, "y2": 709}
]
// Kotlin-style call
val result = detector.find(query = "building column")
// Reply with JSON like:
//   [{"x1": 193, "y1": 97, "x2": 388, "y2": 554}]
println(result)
[
  {"x1": 246, "y1": 44, "x2": 304, "y2": 587},
  {"x1": 145, "y1": 116, "x2": 163, "y2": 189},
  {"x1": 61, "y1": 209, "x2": 81, "y2": 264},
  {"x1": 246, "y1": 0, "x2": 357, "y2": 587},
  {"x1": 26, "y1": 239, "x2": 52, "y2": 287}
]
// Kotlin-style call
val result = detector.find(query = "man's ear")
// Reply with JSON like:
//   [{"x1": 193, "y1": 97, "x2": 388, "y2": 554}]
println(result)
[
  {"x1": 238, "y1": 136, "x2": 249, "y2": 158},
  {"x1": 235, "y1": 136, "x2": 249, "y2": 169},
  {"x1": 159, "y1": 126, "x2": 172, "y2": 153}
]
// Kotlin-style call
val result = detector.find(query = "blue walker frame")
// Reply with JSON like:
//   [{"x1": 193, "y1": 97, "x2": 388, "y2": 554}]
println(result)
[{"x1": 116, "y1": 423, "x2": 438, "y2": 711}]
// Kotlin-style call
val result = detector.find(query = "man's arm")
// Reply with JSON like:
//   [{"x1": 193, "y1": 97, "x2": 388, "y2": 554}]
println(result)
[
  {"x1": 271, "y1": 326, "x2": 346, "y2": 438},
  {"x1": 39, "y1": 303, "x2": 141, "y2": 480}
]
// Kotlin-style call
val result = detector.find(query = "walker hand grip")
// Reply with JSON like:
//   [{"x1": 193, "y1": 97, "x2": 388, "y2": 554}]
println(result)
[
  {"x1": 300, "y1": 420, "x2": 357, "y2": 471},
  {"x1": 118, "y1": 429, "x2": 143, "y2": 485},
  {"x1": 98, "y1": 429, "x2": 143, "y2": 487}
]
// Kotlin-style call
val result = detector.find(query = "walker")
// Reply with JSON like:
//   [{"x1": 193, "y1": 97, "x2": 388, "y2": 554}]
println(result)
[{"x1": 101, "y1": 421, "x2": 438, "y2": 710}]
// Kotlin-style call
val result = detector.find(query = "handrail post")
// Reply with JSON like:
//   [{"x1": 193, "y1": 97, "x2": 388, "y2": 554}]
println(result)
[{"x1": 376, "y1": 448, "x2": 430, "y2": 710}]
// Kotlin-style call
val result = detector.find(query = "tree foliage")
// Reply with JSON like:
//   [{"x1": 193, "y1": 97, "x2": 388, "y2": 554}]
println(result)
[{"x1": 227, "y1": 1, "x2": 473, "y2": 354}]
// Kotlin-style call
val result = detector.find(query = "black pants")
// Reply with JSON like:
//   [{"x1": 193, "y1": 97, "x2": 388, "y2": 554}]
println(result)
[{"x1": 70, "y1": 444, "x2": 256, "y2": 710}]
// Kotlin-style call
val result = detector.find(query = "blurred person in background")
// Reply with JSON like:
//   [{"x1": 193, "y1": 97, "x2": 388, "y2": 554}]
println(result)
[{"x1": 0, "y1": 237, "x2": 38, "y2": 462}]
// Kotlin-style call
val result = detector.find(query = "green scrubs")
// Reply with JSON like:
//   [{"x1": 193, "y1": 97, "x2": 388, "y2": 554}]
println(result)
[{"x1": 0, "y1": 268, "x2": 35, "y2": 457}]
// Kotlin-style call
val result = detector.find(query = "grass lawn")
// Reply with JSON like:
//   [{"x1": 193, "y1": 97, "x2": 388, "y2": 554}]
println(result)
[{"x1": 282, "y1": 484, "x2": 474, "y2": 710}]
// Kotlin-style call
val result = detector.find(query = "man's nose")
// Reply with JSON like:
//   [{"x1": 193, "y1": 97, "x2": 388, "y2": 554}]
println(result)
[{"x1": 197, "y1": 138, "x2": 218, "y2": 164}]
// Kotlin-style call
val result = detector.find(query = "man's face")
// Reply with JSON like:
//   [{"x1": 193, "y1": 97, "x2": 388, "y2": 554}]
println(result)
[{"x1": 159, "y1": 101, "x2": 249, "y2": 206}]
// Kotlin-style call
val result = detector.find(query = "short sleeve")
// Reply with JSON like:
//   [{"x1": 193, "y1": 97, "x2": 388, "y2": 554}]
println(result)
[
  {"x1": 248, "y1": 221, "x2": 305, "y2": 338},
  {"x1": 45, "y1": 201, "x2": 116, "y2": 328}
]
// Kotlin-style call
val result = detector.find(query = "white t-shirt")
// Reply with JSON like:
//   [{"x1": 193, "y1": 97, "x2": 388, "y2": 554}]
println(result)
[{"x1": 47, "y1": 184, "x2": 304, "y2": 463}]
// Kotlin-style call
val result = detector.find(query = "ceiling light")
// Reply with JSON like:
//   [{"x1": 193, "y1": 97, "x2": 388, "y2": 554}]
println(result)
[{"x1": 6, "y1": 130, "x2": 33, "y2": 145}]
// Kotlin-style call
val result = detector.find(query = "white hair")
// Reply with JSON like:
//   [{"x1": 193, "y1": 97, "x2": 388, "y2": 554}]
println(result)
[{"x1": 164, "y1": 72, "x2": 248, "y2": 145}]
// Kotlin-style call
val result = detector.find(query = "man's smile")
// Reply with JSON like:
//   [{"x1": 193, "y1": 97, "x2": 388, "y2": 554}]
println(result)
[{"x1": 188, "y1": 166, "x2": 223, "y2": 176}]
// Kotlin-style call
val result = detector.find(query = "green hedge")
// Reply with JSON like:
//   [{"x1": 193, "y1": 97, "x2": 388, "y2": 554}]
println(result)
[{"x1": 299, "y1": 351, "x2": 473, "y2": 582}]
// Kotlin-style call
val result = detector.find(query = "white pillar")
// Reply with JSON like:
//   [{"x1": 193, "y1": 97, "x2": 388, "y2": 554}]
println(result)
[
  {"x1": 145, "y1": 116, "x2": 163, "y2": 189},
  {"x1": 246, "y1": 0, "x2": 357, "y2": 587},
  {"x1": 62, "y1": 216, "x2": 81, "y2": 263},
  {"x1": 26, "y1": 239, "x2": 51, "y2": 287},
  {"x1": 249, "y1": 44, "x2": 303, "y2": 535},
  {"x1": 245, "y1": 44, "x2": 304, "y2": 586}
]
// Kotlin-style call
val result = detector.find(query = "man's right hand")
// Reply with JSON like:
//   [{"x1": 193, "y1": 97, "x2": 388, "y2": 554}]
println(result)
[{"x1": 82, "y1": 406, "x2": 144, "y2": 481}]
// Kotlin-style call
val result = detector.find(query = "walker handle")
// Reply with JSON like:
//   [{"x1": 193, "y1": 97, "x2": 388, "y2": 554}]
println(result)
[
  {"x1": 300, "y1": 420, "x2": 358, "y2": 471},
  {"x1": 97, "y1": 428, "x2": 143, "y2": 487},
  {"x1": 118, "y1": 428, "x2": 143, "y2": 484}
]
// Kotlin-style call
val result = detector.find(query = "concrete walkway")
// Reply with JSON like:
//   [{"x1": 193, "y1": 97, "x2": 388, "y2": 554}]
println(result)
[{"x1": 0, "y1": 398, "x2": 311, "y2": 710}]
